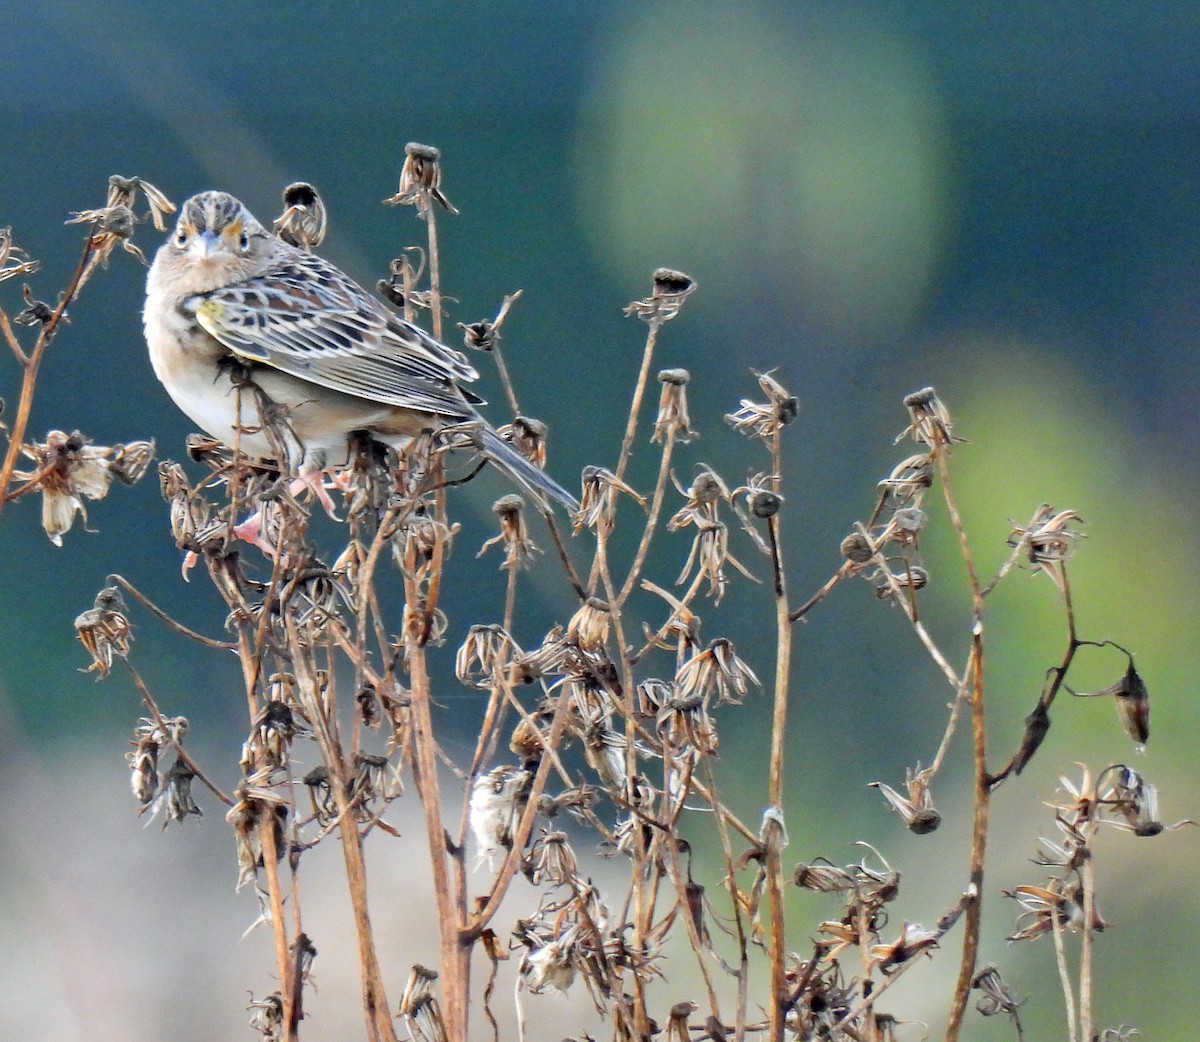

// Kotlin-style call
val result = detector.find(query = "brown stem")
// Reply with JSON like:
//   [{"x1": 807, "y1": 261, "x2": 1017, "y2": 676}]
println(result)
[
  {"x1": 614, "y1": 319, "x2": 661, "y2": 483},
  {"x1": 0, "y1": 234, "x2": 95, "y2": 512}
]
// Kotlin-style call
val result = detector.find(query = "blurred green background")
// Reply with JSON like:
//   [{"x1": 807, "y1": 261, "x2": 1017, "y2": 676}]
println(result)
[{"x1": 1, "y1": 2, "x2": 1197, "y2": 1039}]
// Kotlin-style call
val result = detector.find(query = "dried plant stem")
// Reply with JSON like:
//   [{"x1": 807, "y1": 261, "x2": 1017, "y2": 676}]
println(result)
[
  {"x1": 107, "y1": 573, "x2": 237, "y2": 650},
  {"x1": 0, "y1": 234, "x2": 95, "y2": 510},
  {"x1": 257, "y1": 814, "x2": 298, "y2": 1042},
  {"x1": 423, "y1": 201, "x2": 445, "y2": 343},
  {"x1": 1079, "y1": 849, "x2": 1095, "y2": 1042},
  {"x1": 614, "y1": 320, "x2": 661, "y2": 482},
  {"x1": 402, "y1": 606, "x2": 467, "y2": 1042},
  {"x1": 934, "y1": 443, "x2": 989, "y2": 1042},
  {"x1": 1050, "y1": 892, "x2": 1079, "y2": 1042},
  {"x1": 765, "y1": 429, "x2": 792, "y2": 1042},
  {"x1": 290, "y1": 614, "x2": 398, "y2": 1042},
  {"x1": 616, "y1": 427, "x2": 676, "y2": 607}
]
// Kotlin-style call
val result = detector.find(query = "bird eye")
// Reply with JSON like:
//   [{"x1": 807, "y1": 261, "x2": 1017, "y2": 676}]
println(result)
[
  {"x1": 238, "y1": 230, "x2": 250, "y2": 252},
  {"x1": 174, "y1": 230, "x2": 188, "y2": 247}
]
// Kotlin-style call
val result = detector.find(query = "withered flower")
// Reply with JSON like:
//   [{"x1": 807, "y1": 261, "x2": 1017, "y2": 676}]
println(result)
[
  {"x1": 66, "y1": 204, "x2": 146, "y2": 266},
  {"x1": 675, "y1": 518, "x2": 757, "y2": 602},
  {"x1": 469, "y1": 765, "x2": 531, "y2": 869},
  {"x1": 519, "y1": 923, "x2": 582, "y2": 994},
  {"x1": 725, "y1": 369, "x2": 799, "y2": 440},
  {"x1": 126, "y1": 715, "x2": 187, "y2": 805},
  {"x1": 527, "y1": 830, "x2": 578, "y2": 886},
  {"x1": 653, "y1": 368, "x2": 697, "y2": 444},
  {"x1": 497, "y1": 416, "x2": 549, "y2": 470},
  {"x1": 242, "y1": 700, "x2": 302, "y2": 772},
  {"x1": 303, "y1": 765, "x2": 337, "y2": 826},
  {"x1": 354, "y1": 752, "x2": 402, "y2": 816},
  {"x1": 874, "y1": 565, "x2": 929, "y2": 600},
  {"x1": 972, "y1": 964, "x2": 1025, "y2": 1022},
  {"x1": 1008, "y1": 504, "x2": 1085, "y2": 590},
  {"x1": 675, "y1": 638, "x2": 760, "y2": 705},
  {"x1": 840, "y1": 531, "x2": 875, "y2": 563},
  {"x1": 624, "y1": 267, "x2": 696, "y2": 323},
  {"x1": 455, "y1": 624, "x2": 520, "y2": 689},
  {"x1": 666, "y1": 1001, "x2": 699, "y2": 1042},
  {"x1": 147, "y1": 758, "x2": 203, "y2": 828},
  {"x1": 20, "y1": 431, "x2": 155, "y2": 545},
  {"x1": 656, "y1": 691, "x2": 719, "y2": 756},
  {"x1": 272, "y1": 182, "x2": 327, "y2": 251},
  {"x1": 870, "y1": 764, "x2": 941, "y2": 834},
  {"x1": 792, "y1": 859, "x2": 857, "y2": 894},
  {"x1": 398, "y1": 963, "x2": 447, "y2": 1042},
  {"x1": 566, "y1": 597, "x2": 612, "y2": 654},
  {"x1": 873, "y1": 453, "x2": 933, "y2": 516},
  {"x1": 869, "y1": 921, "x2": 939, "y2": 974},
  {"x1": 477, "y1": 494, "x2": 540, "y2": 570},
  {"x1": 75, "y1": 584, "x2": 132, "y2": 678},
  {"x1": 0, "y1": 226, "x2": 40, "y2": 284},
  {"x1": 667, "y1": 467, "x2": 730, "y2": 530},
  {"x1": 384, "y1": 141, "x2": 458, "y2": 214},
  {"x1": 226, "y1": 768, "x2": 289, "y2": 890},
  {"x1": 896, "y1": 386, "x2": 962, "y2": 449},
  {"x1": 1096, "y1": 764, "x2": 1194, "y2": 836},
  {"x1": 1073, "y1": 659, "x2": 1150, "y2": 745},
  {"x1": 105, "y1": 174, "x2": 176, "y2": 231},
  {"x1": 247, "y1": 992, "x2": 284, "y2": 1042},
  {"x1": 574, "y1": 465, "x2": 645, "y2": 535}
]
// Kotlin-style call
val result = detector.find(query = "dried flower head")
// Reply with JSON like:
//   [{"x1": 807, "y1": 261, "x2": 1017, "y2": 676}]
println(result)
[
  {"x1": 870, "y1": 764, "x2": 941, "y2": 834},
  {"x1": 972, "y1": 964, "x2": 1025, "y2": 1022},
  {"x1": 455, "y1": 624, "x2": 520, "y2": 689},
  {"x1": 1073, "y1": 659, "x2": 1150, "y2": 745},
  {"x1": 0, "y1": 226, "x2": 40, "y2": 284},
  {"x1": 565, "y1": 597, "x2": 612, "y2": 654},
  {"x1": 897, "y1": 387, "x2": 962, "y2": 449},
  {"x1": 105, "y1": 174, "x2": 175, "y2": 231},
  {"x1": 725, "y1": 370, "x2": 799, "y2": 441},
  {"x1": 675, "y1": 638, "x2": 760, "y2": 705},
  {"x1": 147, "y1": 758, "x2": 203, "y2": 828},
  {"x1": 75, "y1": 584, "x2": 132, "y2": 677},
  {"x1": 496, "y1": 416, "x2": 549, "y2": 470},
  {"x1": 66, "y1": 203, "x2": 146, "y2": 266},
  {"x1": 574, "y1": 466, "x2": 645, "y2": 535},
  {"x1": 1008, "y1": 504, "x2": 1085, "y2": 589},
  {"x1": 624, "y1": 267, "x2": 696, "y2": 323},
  {"x1": 653, "y1": 368, "x2": 697, "y2": 444},
  {"x1": 385, "y1": 141, "x2": 458, "y2": 214},
  {"x1": 477, "y1": 494, "x2": 541, "y2": 570},
  {"x1": 272, "y1": 182, "x2": 327, "y2": 251},
  {"x1": 126, "y1": 715, "x2": 188, "y2": 805},
  {"x1": 247, "y1": 992, "x2": 284, "y2": 1042},
  {"x1": 20, "y1": 431, "x2": 154, "y2": 545}
]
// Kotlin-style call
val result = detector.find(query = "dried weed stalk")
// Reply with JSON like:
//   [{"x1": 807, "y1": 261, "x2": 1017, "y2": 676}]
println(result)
[{"x1": 4, "y1": 159, "x2": 1186, "y2": 1042}]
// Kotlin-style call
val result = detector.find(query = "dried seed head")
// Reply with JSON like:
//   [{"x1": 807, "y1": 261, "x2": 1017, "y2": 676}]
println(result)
[
  {"x1": 75, "y1": 584, "x2": 132, "y2": 678},
  {"x1": 653, "y1": 368, "x2": 697, "y2": 444},
  {"x1": 725, "y1": 370, "x2": 798, "y2": 440},
  {"x1": 477, "y1": 494, "x2": 540, "y2": 571},
  {"x1": 870, "y1": 765, "x2": 941, "y2": 834},
  {"x1": 566, "y1": 597, "x2": 612, "y2": 653},
  {"x1": 273, "y1": 182, "x2": 328, "y2": 251},
  {"x1": 625, "y1": 267, "x2": 696, "y2": 322},
  {"x1": 841, "y1": 532, "x2": 874, "y2": 563},
  {"x1": 574, "y1": 466, "x2": 645, "y2": 534},
  {"x1": 385, "y1": 141, "x2": 458, "y2": 214},
  {"x1": 1075, "y1": 660, "x2": 1150, "y2": 745},
  {"x1": 503, "y1": 416, "x2": 549, "y2": 469},
  {"x1": 898, "y1": 386, "x2": 962, "y2": 449},
  {"x1": 972, "y1": 964, "x2": 1025, "y2": 1020}
]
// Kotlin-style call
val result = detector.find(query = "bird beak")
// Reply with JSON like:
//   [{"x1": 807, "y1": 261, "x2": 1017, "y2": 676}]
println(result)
[{"x1": 196, "y1": 228, "x2": 222, "y2": 260}]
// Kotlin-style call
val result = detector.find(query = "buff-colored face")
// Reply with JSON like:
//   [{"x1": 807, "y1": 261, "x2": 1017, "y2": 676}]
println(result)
[{"x1": 164, "y1": 191, "x2": 273, "y2": 280}]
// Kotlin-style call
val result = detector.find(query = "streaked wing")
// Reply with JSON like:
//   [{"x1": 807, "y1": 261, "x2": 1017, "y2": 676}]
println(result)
[{"x1": 194, "y1": 247, "x2": 480, "y2": 419}]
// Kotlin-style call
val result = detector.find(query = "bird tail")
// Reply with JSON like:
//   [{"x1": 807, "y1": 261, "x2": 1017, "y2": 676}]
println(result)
[{"x1": 480, "y1": 426, "x2": 578, "y2": 512}]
